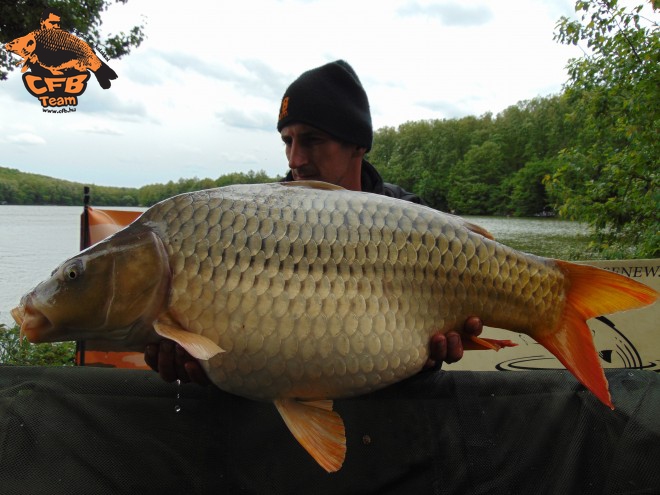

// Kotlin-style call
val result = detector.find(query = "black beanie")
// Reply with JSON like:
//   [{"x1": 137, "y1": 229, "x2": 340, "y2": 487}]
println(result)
[{"x1": 277, "y1": 60, "x2": 373, "y2": 151}]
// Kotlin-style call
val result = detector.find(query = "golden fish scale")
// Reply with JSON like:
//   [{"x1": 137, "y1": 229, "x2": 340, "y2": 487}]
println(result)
[{"x1": 143, "y1": 184, "x2": 564, "y2": 401}]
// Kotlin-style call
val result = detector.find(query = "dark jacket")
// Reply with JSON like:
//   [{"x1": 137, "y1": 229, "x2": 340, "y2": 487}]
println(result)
[{"x1": 282, "y1": 159, "x2": 428, "y2": 205}]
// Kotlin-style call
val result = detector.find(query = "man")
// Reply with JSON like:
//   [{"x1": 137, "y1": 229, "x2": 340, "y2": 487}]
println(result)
[
  {"x1": 146, "y1": 60, "x2": 483, "y2": 383},
  {"x1": 40, "y1": 8, "x2": 62, "y2": 30}
]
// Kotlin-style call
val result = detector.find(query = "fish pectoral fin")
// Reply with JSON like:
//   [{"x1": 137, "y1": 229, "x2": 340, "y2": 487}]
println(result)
[
  {"x1": 153, "y1": 320, "x2": 224, "y2": 360},
  {"x1": 463, "y1": 335, "x2": 518, "y2": 351},
  {"x1": 274, "y1": 398, "x2": 346, "y2": 473}
]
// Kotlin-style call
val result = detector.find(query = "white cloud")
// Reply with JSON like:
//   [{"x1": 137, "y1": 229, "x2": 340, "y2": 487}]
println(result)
[
  {"x1": 216, "y1": 109, "x2": 273, "y2": 131},
  {"x1": 5, "y1": 133, "x2": 47, "y2": 145},
  {"x1": 398, "y1": 2, "x2": 494, "y2": 26}
]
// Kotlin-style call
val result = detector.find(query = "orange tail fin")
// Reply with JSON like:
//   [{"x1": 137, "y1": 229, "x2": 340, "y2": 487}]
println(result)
[{"x1": 533, "y1": 261, "x2": 658, "y2": 409}]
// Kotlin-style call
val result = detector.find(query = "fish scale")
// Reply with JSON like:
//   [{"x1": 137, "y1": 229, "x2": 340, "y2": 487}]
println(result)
[
  {"x1": 13, "y1": 181, "x2": 657, "y2": 472},
  {"x1": 139, "y1": 183, "x2": 562, "y2": 401}
]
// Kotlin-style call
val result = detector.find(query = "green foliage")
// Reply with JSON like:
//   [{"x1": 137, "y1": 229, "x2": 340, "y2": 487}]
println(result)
[
  {"x1": 0, "y1": 323, "x2": 75, "y2": 366},
  {"x1": 0, "y1": 167, "x2": 280, "y2": 207},
  {"x1": 368, "y1": 95, "x2": 574, "y2": 216},
  {"x1": 0, "y1": 166, "x2": 138, "y2": 205},
  {"x1": 0, "y1": 1, "x2": 145, "y2": 81},
  {"x1": 508, "y1": 158, "x2": 560, "y2": 216},
  {"x1": 447, "y1": 141, "x2": 508, "y2": 215},
  {"x1": 137, "y1": 170, "x2": 279, "y2": 206},
  {"x1": 551, "y1": 0, "x2": 659, "y2": 258}
]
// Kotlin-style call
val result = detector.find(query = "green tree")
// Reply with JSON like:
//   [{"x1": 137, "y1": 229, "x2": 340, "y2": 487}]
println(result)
[
  {"x1": 0, "y1": 324, "x2": 74, "y2": 366},
  {"x1": 447, "y1": 141, "x2": 508, "y2": 214},
  {"x1": 507, "y1": 158, "x2": 559, "y2": 216},
  {"x1": 551, "y1": 0, "x2": 659, "y2": 257},
  {"x1": 1, "y1": 0, "x2": 145, "y2": 81}
]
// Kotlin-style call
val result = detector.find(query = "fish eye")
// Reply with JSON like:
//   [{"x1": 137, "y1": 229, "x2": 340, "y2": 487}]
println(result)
[{"x1": 62, "y1": 260, "x2": 83, "y2": 281}]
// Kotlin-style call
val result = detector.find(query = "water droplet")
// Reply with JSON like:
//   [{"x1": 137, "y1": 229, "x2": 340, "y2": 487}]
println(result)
[{"x1": 174, "y1": 379, "x2": 182, "y2": 413}]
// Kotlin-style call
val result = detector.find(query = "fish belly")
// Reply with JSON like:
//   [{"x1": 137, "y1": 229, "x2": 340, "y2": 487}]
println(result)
[{"x1": 145, "y1": 184, "x2": 564, "y2": 401}]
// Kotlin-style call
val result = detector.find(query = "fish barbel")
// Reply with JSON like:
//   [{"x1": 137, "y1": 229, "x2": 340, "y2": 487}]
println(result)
[{"x1": 12, "y1": 181, "x2": 658, "y2": 472}]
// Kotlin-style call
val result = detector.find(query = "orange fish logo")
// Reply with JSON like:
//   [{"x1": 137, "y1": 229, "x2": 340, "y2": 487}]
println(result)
[{"x1": 4, "y1": 7, "x2": 118, "y2": 110}]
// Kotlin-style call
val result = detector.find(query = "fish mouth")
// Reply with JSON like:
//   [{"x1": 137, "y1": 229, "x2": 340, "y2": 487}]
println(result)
[{"x1": 11, "y1": 303, "x2": 52, "y2": 343}]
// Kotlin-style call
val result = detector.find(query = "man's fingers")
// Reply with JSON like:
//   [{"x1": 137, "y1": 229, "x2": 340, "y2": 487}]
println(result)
[
  {"x1": 185, "y1": 361, "x2": 211, "y2": 385},
  {"x1": 175, "y1": 344, "x2": 192, "y2": 383},
  {"x1": 157, "y1": 340, "x2": 178, "y2": 382},
  {"x1": 144, "y1": 343, "x2": 159, "y2": 371},
  {"x1": 444, "y1": 332, "x2": 463, "y2": 364},
  {"x1": 423, "y1": 333, "x2": 446, "y2": 370},
  {"x1": 464, "y1": 316, "x2": 483, "y2": 337}
]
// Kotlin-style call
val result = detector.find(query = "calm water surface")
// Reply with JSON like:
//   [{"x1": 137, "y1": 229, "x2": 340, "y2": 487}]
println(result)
[{"x1": 0, "y1": 206, "x2": 590, "y2": 326}]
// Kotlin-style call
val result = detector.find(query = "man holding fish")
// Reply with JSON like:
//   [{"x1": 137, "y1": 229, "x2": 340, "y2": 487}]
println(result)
[
  {"x1": 145, "y1": 60, "x2": 484, "y2": 383},
  {"x1": 13, "y1": 58, "x2": 656, "y2": 472}
]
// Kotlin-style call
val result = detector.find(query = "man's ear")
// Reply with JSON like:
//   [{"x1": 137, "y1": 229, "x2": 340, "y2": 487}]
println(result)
[{"x1": 352, "y1": 146, "x2": 367, "y2": 159}]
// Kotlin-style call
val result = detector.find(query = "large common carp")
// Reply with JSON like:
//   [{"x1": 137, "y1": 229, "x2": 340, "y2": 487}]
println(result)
[{"x1": 11, "y1": 182, "x2": 658, "y2": 472}]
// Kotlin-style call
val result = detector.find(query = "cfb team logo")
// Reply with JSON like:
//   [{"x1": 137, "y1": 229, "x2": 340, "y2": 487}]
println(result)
[{"x1": 4, "y1": 7, "x2": 117, "y2": 111}]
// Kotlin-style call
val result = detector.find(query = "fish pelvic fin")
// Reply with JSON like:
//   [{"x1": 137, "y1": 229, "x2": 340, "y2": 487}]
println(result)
[
  {"x1": 534, "y1": 261, "x2": 658, "y2": 410},
  {"x1": 153, "y1": 319, "x2": 224, "y2": 360},
  {"x1": 463, "y1": 335, "x2": 518, "y2": 351},
  {"x1": 274, "y1": 398, "x2": 346, "y2": 473}
]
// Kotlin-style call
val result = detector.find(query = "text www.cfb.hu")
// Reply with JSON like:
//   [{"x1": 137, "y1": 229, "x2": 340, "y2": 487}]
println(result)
[{"x1": 42, "y1": 106, "x2": 76, "y2": 113}]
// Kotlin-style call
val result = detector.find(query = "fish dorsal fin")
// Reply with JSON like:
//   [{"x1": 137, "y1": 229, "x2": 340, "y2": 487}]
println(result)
[
  {"x1": 462, "y1": 220, "x2": 494, "y2": 240},
  {"x1": 153, "y1": 319, "x2": 224, "y2": 360},
  {"x1": 274, "y1": 398, "x2": 346, "y2": 473},
  {"x1": 281, "y1": 180, "x2": 345, "y2": 191}
]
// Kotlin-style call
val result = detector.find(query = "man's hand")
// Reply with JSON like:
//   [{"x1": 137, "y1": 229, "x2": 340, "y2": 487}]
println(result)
[
  {"x1": 144, "y1": 340, "x2": 210, "y2": 385},
  {"x1": 145, "y1": 316, "x2": 485, "y2": 384},
  {"x1": 423, "y1": 316, "x2": 483, "y2": 371}
]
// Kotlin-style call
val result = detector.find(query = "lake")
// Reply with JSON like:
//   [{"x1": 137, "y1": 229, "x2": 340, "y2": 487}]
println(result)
[{"x1": 0, "y1": 205, "x2": 592, "y2": 326}]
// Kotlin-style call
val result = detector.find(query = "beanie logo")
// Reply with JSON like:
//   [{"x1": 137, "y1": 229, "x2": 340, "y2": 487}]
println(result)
[{"x1": 278, "y1": 96, "x2": 289, "y2": 121}]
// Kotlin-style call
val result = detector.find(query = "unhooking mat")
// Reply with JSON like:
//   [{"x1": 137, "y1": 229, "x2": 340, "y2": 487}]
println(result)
[{"x1": 0, "y1": 366, "x2": 658, "y2": 495}]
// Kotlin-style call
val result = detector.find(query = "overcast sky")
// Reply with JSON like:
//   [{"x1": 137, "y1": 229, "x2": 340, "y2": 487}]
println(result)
[{"x1": 1, "y1": 0, "x2": 586, "y2": 188}]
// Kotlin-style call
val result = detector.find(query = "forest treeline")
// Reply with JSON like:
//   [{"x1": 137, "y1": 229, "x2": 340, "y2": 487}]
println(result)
[
  {"x1": 0, "y1": 168, "x2": 278, "y2": 207},
  {"x1": 370, "y1": 95, "x2": 570, "y2": 217},
  {"x1": 0, "y1": 1, "x2": 656, "y2": 259}
]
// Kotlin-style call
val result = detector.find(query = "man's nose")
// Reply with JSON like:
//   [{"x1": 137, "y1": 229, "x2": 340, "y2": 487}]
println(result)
[{"x1": 287, "y1": 141, "x2": 307, "y2": 169}]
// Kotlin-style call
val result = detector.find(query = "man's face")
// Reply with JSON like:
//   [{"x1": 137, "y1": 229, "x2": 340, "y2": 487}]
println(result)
[
  {"x1": 280, "y1": 123, "x2": 362, "y2": 190},
  {"x1": 40, "y1": 14, "x2": 61, "y2": 29}
]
